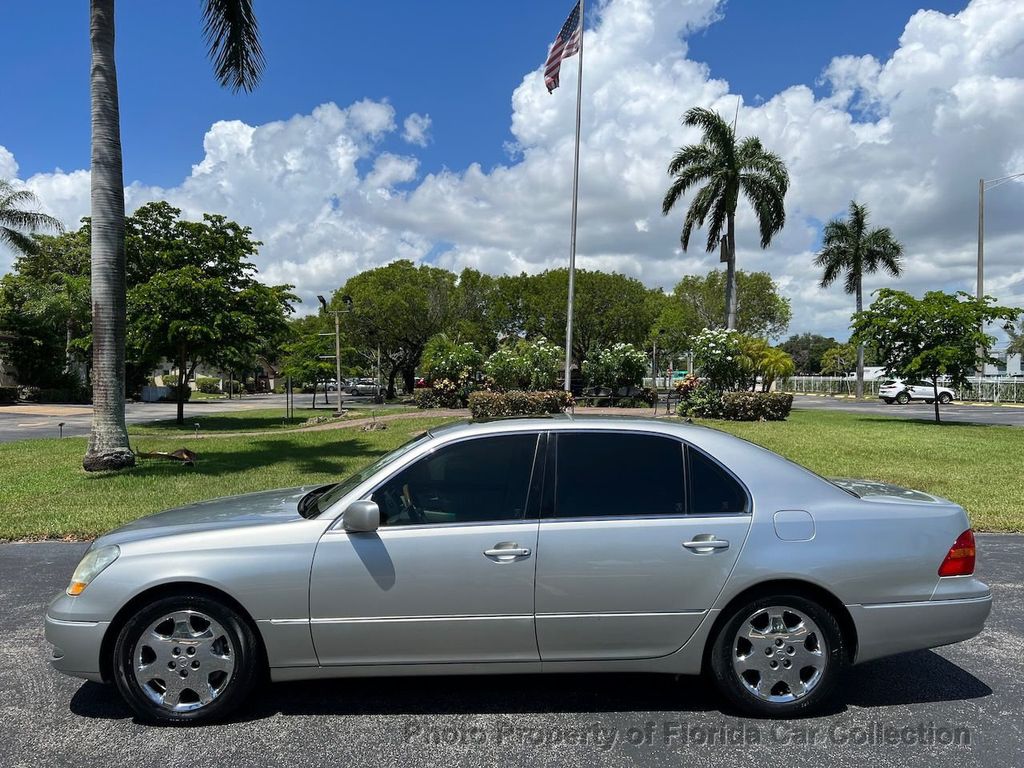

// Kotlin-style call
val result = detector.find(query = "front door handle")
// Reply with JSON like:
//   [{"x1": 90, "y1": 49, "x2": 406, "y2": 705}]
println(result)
[
  {"x1": 683, "y1": 538, "x2": 730, "y2": 553},
  {"x1": 484, "y1": 544, "x2": 532, "y2": 560}
]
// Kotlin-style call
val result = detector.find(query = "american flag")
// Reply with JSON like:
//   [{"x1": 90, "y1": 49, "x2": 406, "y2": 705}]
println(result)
[{"x1": 544, "y1": 2, "x2": 582, "y2": 93}]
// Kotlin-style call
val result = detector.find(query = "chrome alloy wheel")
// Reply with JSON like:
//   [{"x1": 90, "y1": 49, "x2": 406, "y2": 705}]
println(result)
[
  {"x1": 133, "y1": 610, "x2": 235, "y2": 712},
  {"x1": 731, "y1": 605, "x2": 827, "y2": 703}
]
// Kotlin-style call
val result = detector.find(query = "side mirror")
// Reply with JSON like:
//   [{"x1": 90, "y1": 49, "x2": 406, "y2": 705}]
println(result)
[{"x1": 343, "y1": 500, "x2": 380, "y2": 533}]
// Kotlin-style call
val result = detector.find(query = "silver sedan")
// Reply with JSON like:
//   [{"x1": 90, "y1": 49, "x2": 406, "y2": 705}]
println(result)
[{"x1": 46, "y1": 416, "x2": 992, "y2": 723}]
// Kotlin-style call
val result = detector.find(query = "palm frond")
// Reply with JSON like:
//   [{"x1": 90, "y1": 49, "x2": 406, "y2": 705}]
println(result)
[
  {"x1": 0, "y1": 227, "x2": 41, "y2": 255},
  {"x1": 738, "y1": 173, "x2": 786, "y2": 248},
  {"x1": 679, "y1": 180, "x2": 721, "y2": 251},
  {"x1": 666, "y1": 144, "x2": 715, "y2": 176},
  {"x1": 202, "y1": 0, "x2": 264, "y2": 92},
  {"x1": 862, "y1": 227, "x2": 904, "y2": 277},
  {"x1": 662, "y1": 163, "x2": 718, "y2": 215},
  {"x1": 681, "y1": 107, "x2": 735, "y2": 161}
]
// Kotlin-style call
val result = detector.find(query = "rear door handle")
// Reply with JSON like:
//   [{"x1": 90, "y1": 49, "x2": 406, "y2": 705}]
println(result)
[
  {"x1": 484, "y1": 546, "x2": 532, "y2": 559},
  {"x1": 683, "y1": 539, "x2": 730, "y2": 552}
]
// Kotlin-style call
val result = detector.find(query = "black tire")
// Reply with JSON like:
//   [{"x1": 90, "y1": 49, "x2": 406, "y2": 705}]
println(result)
[
  {"x1": 939, "y1": 392, "x2": 953, "y2": 404},
  {"x1": 708, "y1": 593, "x2": 847, "y2": 718},
  {"x1": 895, "y1": 391, "x2": 910, "y2": 404},
  {"x1": 112, "y1": 594, "x2": 261, "y2": 725}
]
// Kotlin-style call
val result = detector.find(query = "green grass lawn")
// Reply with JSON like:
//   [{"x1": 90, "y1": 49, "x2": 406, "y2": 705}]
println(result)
[
  {"x1": 129, "y1": 406, "x2": 416, "y2": 434},
  {"x1": 0, "y1": 416, "x2": 454, "y2": 540},
  {"x1": 0, "y1": 409, "x2": 1021, "y2": 541},
  {"x1": 701, "y1": 409, "x2": 1024, "y2": 532}
]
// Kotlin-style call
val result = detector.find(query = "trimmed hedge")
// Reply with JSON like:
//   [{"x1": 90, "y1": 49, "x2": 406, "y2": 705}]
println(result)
[
  {"x1": 195, "y1": 376, "x2": 221, "y2": 394},
  {"x1": 414, "y1": 379, "x2": 466, "y2": 409},
  {"x1": 0, "y1": 387, "x2": 17, "y2": 404},
  {"x1": 684, "y1": 391, "x2": 793, "y2": 421},
  {"x1": 468, "y1": 390, "x2": 573, "y2": 419}
]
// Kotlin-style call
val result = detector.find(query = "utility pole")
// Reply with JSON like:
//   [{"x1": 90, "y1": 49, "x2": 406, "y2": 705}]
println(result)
[
  {"x1": 977, "y1": 178, "x2": 984, "y2": 303},
  {"x1": 317, "y1": 294, "x2": 354, "y2": 415}
]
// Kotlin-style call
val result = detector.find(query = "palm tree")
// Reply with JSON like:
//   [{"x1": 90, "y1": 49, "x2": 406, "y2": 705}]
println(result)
[
  {"x1": 84, "y1": 0, "x2": 264, "y2": 472},
  {"x1": 662, "y1": 107, "x2": 789, "y2": 330},
  {"x1": 0, "y1": 180, "x2": 63, "y2": 255},
  {"x1": 814, "y1": 201, "x2": 903, "y2": 399}
]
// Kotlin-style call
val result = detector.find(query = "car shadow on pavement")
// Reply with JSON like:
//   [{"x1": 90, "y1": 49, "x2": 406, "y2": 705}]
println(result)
[{"x1": 68, "y1": 649, "x2": 991, "y2": 725}]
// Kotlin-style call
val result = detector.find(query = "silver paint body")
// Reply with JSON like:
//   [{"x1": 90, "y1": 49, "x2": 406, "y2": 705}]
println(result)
[{"x1": 45, "y1": 417, "x2": 991, "y2": 684}]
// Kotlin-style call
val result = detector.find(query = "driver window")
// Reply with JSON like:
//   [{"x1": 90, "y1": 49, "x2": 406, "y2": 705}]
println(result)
[{"x1": 370, "y1": 433, "x2": 538, "y2": 526}]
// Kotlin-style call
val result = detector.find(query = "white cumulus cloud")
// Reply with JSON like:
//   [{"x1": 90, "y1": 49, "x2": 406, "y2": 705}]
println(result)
[{"x1": 2, "y1": 0, "x2": 1023, "y2": 342}]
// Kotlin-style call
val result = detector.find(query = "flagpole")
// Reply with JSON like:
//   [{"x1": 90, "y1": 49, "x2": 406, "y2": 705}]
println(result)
[{"x1": 563, "y1": 0, "x2": 584, "y2": 393}]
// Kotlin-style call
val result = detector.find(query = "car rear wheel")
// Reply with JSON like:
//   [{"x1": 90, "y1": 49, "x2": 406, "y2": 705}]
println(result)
[
  {"x1": 709, "y1": 594, "x2": 847, "y2": 718},
  {"x1": 939, "y1": 392, "x2": 953, "y2": 404},
  {"x1": 113, "y1": 595, "x2": 261, "y2": 724},
  {"x1": 895, "y1": 391, "x2": 910, "y2": 404}
]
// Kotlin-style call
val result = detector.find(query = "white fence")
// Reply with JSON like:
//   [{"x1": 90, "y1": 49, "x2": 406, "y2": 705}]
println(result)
[{"x1": 782, "y1": 376, "x2": 1024, "y2": 403}]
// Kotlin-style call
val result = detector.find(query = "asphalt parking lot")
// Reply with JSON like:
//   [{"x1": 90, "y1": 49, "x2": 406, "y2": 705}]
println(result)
[
  {"x1": 791, "y1": 395, "x2": 1024, "y2": 426},
  {"x1": 0, "y1": 393, "x2": 399, "y2": 443},
  {"x1": 2, "y1": 536, "x2": 1021, "y2": 768}
]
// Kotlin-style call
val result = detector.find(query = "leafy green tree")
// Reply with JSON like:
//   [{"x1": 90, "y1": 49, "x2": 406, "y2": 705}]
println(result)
[
  {"x1": 815, "y1": 201, "x2": 903, "y2": 399},
  {"x1": 820, "y1": 343, "x2": 858, "y2": 377},
  {"x1": 779, "y1": 333, "x2": 839, "y2": 374},
  {"x1": 0, "y1": 180, "x2": 63, "y2": 256},
  {"x1": 655, "y1": 269, "x2": 791, "y2": 351},
  {"x1": 85, "y1": 0, "x2": 264, "y2": 471},
  {"x1": 662, "y1": 107, "x2": 789, "y2": 330},
  {"x1": 852, "y1": 289, "x2": 1019, "y2": 423},
  {"x1": 0, "y1": 228, "x2": 91, "y2": 385},
  {"x1": 737, "y1": 337, "x2": 795, "y2": 392},
  {"x1": 338, "y1": 260, "x2": 455, "y2": 398},
  {"x1": 504, "y1": 269, "x2": 659, "y2": 367},
  {"x1": 125, "y1": 205, "x2": 294, "y2": 423},
  {"x1": 278, "y1": 315, "x2": 336, "y2": 408}
]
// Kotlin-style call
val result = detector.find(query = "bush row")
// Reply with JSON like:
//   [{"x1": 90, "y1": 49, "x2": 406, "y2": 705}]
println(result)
[
  {"x1": 679, "y1": 390, "x2": 793, "y2": 421},
  {"x1": 467, "y1": 390, "x2": 574, "y2": 419},
  {"x1": 0, "y1": 387, "x2": 17, "y2": 404}
]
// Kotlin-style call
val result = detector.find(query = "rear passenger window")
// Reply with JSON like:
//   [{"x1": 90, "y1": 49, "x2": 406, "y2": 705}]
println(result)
[
  {"x1": 688, "y1": 447, "x2": 748, "y2": 515},
  {"x1": 554, "y1": 433, "x2": 685, "y2": 518}
]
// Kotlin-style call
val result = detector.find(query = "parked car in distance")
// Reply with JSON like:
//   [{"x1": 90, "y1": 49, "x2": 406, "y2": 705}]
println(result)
[
  {"x1": 344, "y1": 378, "x2": 380, "y2": 395},
  {"x1": 879, "y1": 379, "x2": 955, "y2": 405},
  {"x1": 46, "y1": 416, "x2": 990, "y2": 724}
]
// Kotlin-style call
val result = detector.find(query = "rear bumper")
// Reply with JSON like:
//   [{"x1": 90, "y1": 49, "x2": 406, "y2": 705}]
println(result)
[{"x1": 850, "y1": 590, "x2": 992, "y2": 664}]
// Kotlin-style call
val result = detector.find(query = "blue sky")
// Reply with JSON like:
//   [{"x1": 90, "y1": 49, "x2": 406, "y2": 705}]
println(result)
[
  {"x1": 3, "y1": 0, "x2": 1020, "y2": 339},
  {"x1": 3, "y1": 0, "x2": 967, "y2": 186}
]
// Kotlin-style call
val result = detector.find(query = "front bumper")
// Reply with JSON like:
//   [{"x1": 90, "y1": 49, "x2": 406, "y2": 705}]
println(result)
[
  {"x1": 851, "y1": 584, "x2": 992, "y2": 664},
  {"x1": 45, "y1": 594, "x2": 110, "y2": 682}
]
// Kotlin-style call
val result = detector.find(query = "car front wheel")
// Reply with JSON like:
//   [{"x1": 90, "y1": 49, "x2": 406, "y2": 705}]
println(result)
[
  {"x1": 939, "y1": 392, "x2": 953, "y2": 404},
  {"x1": 895, "y1": 392, "x2": 910, "y2": 404},
  {"x1": 709, "y1": 594, "x2": 847, "y2": 718},
  {"x1": 112, "y1": 594, "x2": 261, "y2": 724}
]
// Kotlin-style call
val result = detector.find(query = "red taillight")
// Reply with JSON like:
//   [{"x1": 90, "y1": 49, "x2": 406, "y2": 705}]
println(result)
[{"x1": 938, "y1": 529, "x2": 976, "y2": 576}]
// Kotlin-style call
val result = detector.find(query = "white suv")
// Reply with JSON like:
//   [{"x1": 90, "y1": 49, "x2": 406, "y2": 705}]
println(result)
[{"x1": 878, "y1": 379, "x2": 955, "y2": 405}]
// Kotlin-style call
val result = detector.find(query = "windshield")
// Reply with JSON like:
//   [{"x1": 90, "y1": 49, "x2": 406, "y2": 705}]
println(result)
[{"x1": 311, "y1": 431, "x2": 433, "y2": 516}]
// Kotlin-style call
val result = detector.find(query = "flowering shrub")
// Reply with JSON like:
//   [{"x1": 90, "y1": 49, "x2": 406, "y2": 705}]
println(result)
[
  {"x1": 468, "y1": 390, "x2": 574, "y2": 419},
  {"x1": 421, "y1": 334, "x2": 483, "y2": 384},
  {"x1": 678, "y1": 390, "x2": 792, "y2": 421},
  {"x1": 414, "y1": 378, "x2": 467, "y2": 409},
  {"x1": 692, "y1": 328, "x2": 744, "y2": 391},
  {"x1": 582, "y1": 342, "x2": 647, "y2": 390},
  {"x1": 483, "y1": 338, "x2": 562, "y2": 391}
]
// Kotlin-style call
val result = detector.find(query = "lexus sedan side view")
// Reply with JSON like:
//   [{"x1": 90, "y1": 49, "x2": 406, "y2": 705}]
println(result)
[
  {"x1": 879, "y1": 379, "x2": 956, "y2": 405},
  {"x1": 46, "y1": 416, "x2": 991, "y2": 724}
]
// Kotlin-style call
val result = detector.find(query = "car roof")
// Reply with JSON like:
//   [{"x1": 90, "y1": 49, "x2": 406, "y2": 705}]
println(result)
[{"x1": 427, "y1": 414, "x2": 710, "y2": 441}]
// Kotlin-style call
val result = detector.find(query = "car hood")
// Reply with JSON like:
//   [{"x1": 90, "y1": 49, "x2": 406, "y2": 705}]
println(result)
[
  {"x1": 830, "y1": 478, "x2": 953, "y2": 505},
  {"x1": 94, "y1": 486, "x2": 316, "y2": 547}
]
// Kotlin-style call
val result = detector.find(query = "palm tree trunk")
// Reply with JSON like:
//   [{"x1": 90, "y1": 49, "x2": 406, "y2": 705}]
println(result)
[
  {"x1": 855, "y1": 277, "x2": 864, "y2": 399},
  {"x1": 725, "y1": 211, "x2": 738, "y2": 330},
  {"x1": 83, "y1": 0, "x2": 134, "y2": 472}
]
